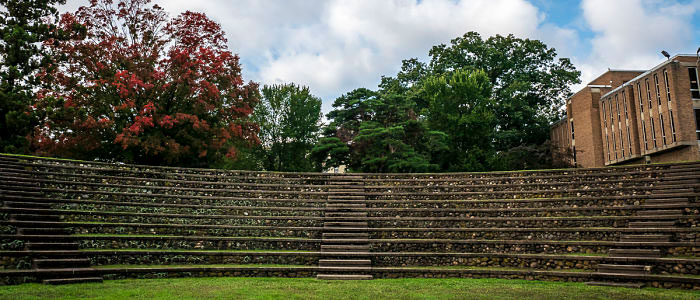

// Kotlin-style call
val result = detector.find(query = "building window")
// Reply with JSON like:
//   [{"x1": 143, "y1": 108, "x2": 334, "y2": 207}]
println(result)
[
  {"x1": 622, "y1": 91, "x2": 629, "y2": 120},
  {"x1": 695, "y1": 109, "x2": 700, "y2": 141},
  {"x1": 609, "y1": 101, "x2": 614, "y2": 128},
  {"x1": 611, "y1": 122, "x2": 617, "y2": 160},
  {"x1": 572, "y1": 146, "x2": 577, "y2": 164},
  {"x1": 627, "y1": 125, "x2": 632, "y2": 155},
  {"x1": 620, "y1": 129, "x2": 625, "y2": 157},
  {"x1": 659, "y1": 113, "x2": 667, "y2": 145},
  {"x1": 636, "y1": 82, "x2": 643, "y2": 113},
  {"x1": 689, "y1": 67, "x2": 700, "y2": 99},
  {"x1": 669, "y1": 110, "x2": 677, "y2": 143},
  {"x1": 654, "y1": 73, "x2": 661, "y2": 106},
  {"x1": 602, "y1": 101, "x2": 607, "y2": 127},
  {"x1": 623, "y1": 91, "x2": 632, "y2": 155},
  {"x1": 615, "y1": 94, "x2": 621, "y2": 122},
  {"x1": 605, "y1": 132, "x2": 611, "y2": 161},
  {"x1": 663, "y1": 69, "x2": 671, "y2": 102},
  {"x1": 642, "y1": 119, "x2": 648, "y2": 151},
  {"x1": 645, "y1": 78, "x2": 652, "y2": 109},
  {"x1": 570, "y1": 121, "x2": 574, "y2": 141},
  {"x1": 650, "y1": 116, "x2": 657, "y2": 148}
]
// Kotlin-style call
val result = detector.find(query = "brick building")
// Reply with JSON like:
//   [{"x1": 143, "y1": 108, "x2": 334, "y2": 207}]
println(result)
[{"x1": 551, "y1": 54, "x2": 700, "y2": 167}]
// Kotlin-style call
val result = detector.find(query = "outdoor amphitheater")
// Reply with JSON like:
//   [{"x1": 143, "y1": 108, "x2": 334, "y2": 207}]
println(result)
[{"x1": 0, "y1": 153, "x2": 698, "y2": 291}]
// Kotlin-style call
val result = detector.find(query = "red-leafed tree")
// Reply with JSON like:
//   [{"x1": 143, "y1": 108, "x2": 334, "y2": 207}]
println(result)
[{"x1": 32, "y1": 0, "x2": 259, "y2": 166}]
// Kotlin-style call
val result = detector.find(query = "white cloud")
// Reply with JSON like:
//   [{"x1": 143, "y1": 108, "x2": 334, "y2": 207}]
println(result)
[
  {"x1": 578, "y1": 0, "x2": 698, "y2": 86},
  {"x1": 253, "y1": 0, "x2": 568, "y2": 111},
  {"x1": 70, "y1": 0, "x2": 691, "y2": 113}
]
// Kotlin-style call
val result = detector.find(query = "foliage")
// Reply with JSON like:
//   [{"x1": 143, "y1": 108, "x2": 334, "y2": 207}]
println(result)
[
  {"x1": 309, "y1": 136, "x2": 348, "y2": 171},
  {"x1": 30, "y1": 0, "x2": 259, "y2": 167},
  {"x1": 0, "y1": 0, "x2": 69, "y2": 153},
  {"x1": 427, "y1": 32, "x2": 581, "y2": 151},
  {"x1": 319, "y1": 87, "x2": 447, "y2": 173},
  {"x1": 251, "y1": 83, "x2": 321, "y2": 172},
  {"x1": 422, "y1": 69, "x2": 495, "y2": 171},
  {"x1": 322, "y1": 31, "x2": 581, "y2": 172}
]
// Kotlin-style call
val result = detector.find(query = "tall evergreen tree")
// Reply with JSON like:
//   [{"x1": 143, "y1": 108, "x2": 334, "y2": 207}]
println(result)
[{"x1": 0, "y1": 0, "x2": 69, "y2": 153}]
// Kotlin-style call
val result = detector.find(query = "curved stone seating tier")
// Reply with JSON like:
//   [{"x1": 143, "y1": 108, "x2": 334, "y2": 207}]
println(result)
[{"x1": 0, "y1": 154, "x2": 698, "y2": 288}]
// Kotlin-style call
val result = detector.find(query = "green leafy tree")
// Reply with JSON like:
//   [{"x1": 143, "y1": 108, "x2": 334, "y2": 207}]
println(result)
[
  {"x1": 427, "y1": 32, "x2": 580, "y2": 151},
  {"x1": 423, "y1": 69, "x2": 495, "y2": 171},
  {"x1": 0, "y1": 0, "x2": 69, "y2": 153},
  {"x1": 252, "y1": 83, "x2": 322, "y2": 171}
]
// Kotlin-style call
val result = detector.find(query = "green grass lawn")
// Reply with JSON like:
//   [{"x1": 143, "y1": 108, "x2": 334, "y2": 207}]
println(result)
[{"x1": 1, "y1": 277, "x2": 699, "y2": 300}]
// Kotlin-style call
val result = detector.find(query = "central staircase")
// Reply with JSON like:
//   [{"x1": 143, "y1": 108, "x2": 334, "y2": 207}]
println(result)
[{"x1": 317, "y1": 175, "x2": 373, "y2": 280}]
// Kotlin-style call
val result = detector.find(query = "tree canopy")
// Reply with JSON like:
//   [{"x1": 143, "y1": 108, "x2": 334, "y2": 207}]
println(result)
[
  {"x1": 318, "y1": 31, "x2": 579, "y2": 172},
  {"x1": 252, "y1": 83, "x2": 322, "y2": 172},
  {"x1": 30, "y1": 0, "x2": 259, "y2": 167},
  {"x1": 0, "y1": 0, "x2": 69, "y2": 153}
]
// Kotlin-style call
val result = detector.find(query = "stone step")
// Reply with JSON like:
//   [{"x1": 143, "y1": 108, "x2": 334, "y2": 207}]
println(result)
[
  {"x1": 323, "y1": 233, "x2": 369, "y2": 239},
  {"x1": 627, "y1": 221, "x2": 676, "y2": 228},
  {"x1": 26, "y1": 242, "x2": 80, "y2": 251},
  {"x1": 42, "y1": 277, "x2": 103, "y2": 285},
  {"x1": 635, "y1": 209, "x2": 683, "y2": 216},
  {"x1": 663, "y1": 169, "x2": 700, "y2": 176},
  {"x1": 322, "y1": 227, "x2": 368, "y2": 232},
  {"x1": 643, "y1": 198, "x2": 690, "y2": 205},
  {"x1": 608, "y1": 249, "x2": 661, "y2": 258},
  {"x1": 0, "y1": 178, "x2": 37, "y2": 186},
  {"x1": 325, "y1": 212, "x2": 368, "y2": 217},
  {"x1": 0, "y1": 164, "x2": 25, "y2": 170},
  {"x1": 318, "y1": 266, "x2": 372, "y2": 272},
  {"x1": 323, "y1": 217, "x2": 370, "y2": 221},
  {"x1": 33, "y1": 258, "x2": 91, "y2": 269},
  {"x1": 321, "y1": 245, "x2": 370, "y2": 252},
  {"x1": 327, "y1": 190, "x2": 365, "y2": 194},
  {"x1": 318, "y1": 259, "x2": 371, "y2": 267},
  {"x1": 324, "y1": 221, "x2": 368, "y2": 227},
  {"x1": 330, "y1": 176, "x2": 363, "y2": 180},
  {"x1": 10, "y1": 214, "x2": 61, "y2": 222},
  {"x1": 619, "y1": 234, "x2": 671, "y2": 242},
  {"x1": 651, "y1": 188, "x2": 695, "y2": 195},
  {"x1": 659, "y1": 179, "x2": 700, "y2": 185},
  {"x1": 3, "y1": 201, "x2": 53, "y2": 209},
  {"x1": 326, "y1": 200, "x2": 367, "y2": 204},
  {"x1": 0, "y1": 171, "x2": 31, "y2": 178},
  {"x1": 640, "y1": 203, "x2": 690, "y2": 209},
  {"x1": 586, "y1": 281, "x2": 643, "y2": 288},
  {"x1": 321, "y1": 239, "x2": 370, "y2": 244},
  {"x1": 327, "y1": 195, "x2": 366, "y2": 200},
  {"x1": 18, "y1": 228, "x2": 72, "y2": 235},
  {"x1": 325, "y1": 204, "x2": 365, "y2": 208},
  {"x1": 328, "y1": 182, "x2": 363, "y2": 185},
  {"x1": 316, "y1": 274, "x2": 373, "y2": 280},
  {"x1": 597, "y1": 264, "x2": 650, "y2": 275},
  {"x1": 0, "y1": 190, "x2": 42, "y2": 196},
  {"x1": 319, "y1": 251, "x2": 372, "y2": 257}
]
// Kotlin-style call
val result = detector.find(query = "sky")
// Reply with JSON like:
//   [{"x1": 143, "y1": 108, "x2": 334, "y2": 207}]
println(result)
[{"x1": 59, "y1": 0, "x2": 700, "y2": 113}]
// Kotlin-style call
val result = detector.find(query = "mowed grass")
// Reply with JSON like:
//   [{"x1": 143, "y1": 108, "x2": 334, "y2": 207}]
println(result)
[{"x1": 1, "y1": 277, "x2": 699, "y2": 300}]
